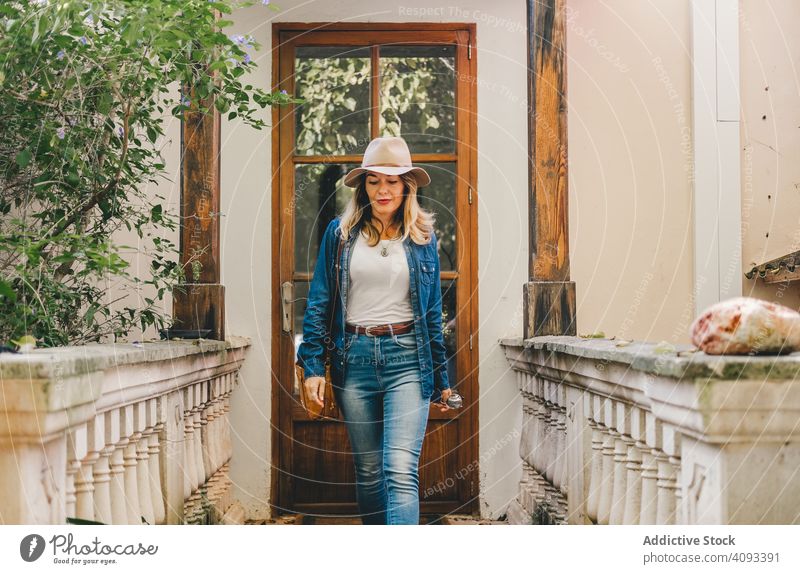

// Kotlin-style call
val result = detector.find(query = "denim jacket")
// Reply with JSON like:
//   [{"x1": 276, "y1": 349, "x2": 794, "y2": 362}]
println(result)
[{"x1": 296, "y1": 217, "x2": 450, "y2": 402}]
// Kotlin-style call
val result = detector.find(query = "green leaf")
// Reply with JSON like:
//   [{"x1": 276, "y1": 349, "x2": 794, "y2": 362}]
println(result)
[
  {"x1": 0, "y1": 280, "x2": 16, "y2": 302},
  {"x1": 85, "y1": 303, "x2": 100, "y2": 324},
  {"x1": 16, "y1": 149, "x2": 32, "y2": 168},
  {"x1": 97, "y1": 92, "x2": 112, "y2": 114}
]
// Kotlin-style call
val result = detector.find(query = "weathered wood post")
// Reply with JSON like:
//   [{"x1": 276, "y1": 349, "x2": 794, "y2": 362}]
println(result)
[
  {"x1": 174, "y1": 84, "x2": 225, "y2": 340},
  {"x1": 524, "y1": 0, "x2": 576, "y2": 338}
]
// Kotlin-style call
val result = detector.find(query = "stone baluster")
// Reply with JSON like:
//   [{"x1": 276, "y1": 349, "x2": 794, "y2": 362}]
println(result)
[
  {"x1": 557, "y1": 385, "x2": 569, "y2": 496},
  {"x1": 134, "y1": 401, "x2": 155, "y2": 526},
  {"x1": 91, "y1": 414, "x2": 113, "y2": 525},
  {"x1": 531, "y1": 377, "x2": 545, "y2": 477},
  {"x1": 596, "y1": 398, "x2": 617, "y2": 525},
  {"x1": 585, "y1": 394, "x2": 603, "y2": 523},
  {"x1": 161, "y1": 389, "x2": 186, "y2": 524},
  {"x1": 120, "y1": 405, "x2": 142, "y2": 524},
  {"x1": 527, "y1": 376, "x2": 541, "y2": 467},
  {"x1": 517, "y1": 456, "x2": 531, "y2": 517},
  {"x1": 222, "y1": 373, "x2": 235, "y2": 463},
  {"x1": 639, "y1": 449, "x2": 659, "y2": 524},
  {"x1": 183, "y1": 386, "x2": 203, "y2": 519},
  {"x1": 74, "y1": 418, "x2": 103, "y2": 522},
  {"x1": 530, "y1": 464, "x2": 546, "y2": 513},
  {"x1": 525, "y1": 375, "x2": 547, "y2": 510},
  {"x1": 640, "y1": 411, "x2": 662, "y2": 524},
  {"x1": 516, "y1": 462, "x2": 530, "y2": 518},
  {"x1": 147, "y1": 398, "x2": 166, "y2": 525},
  {"x1": 183, "y1": 386, "x2": 198, "y2": 501},
  {"x1": 208, "y1": 377, "x2": 221, "y2": 472},
  {"x1": 93, "y1": 443, "x2": 114, "y2": 525},
  {"x1": 551, "y1": 383, "x2": 566, "y2": 494},
  {"x1": 656, "y1": 425, "x2": 681, "y2": 524},
  {"x1": 542, "y1": 380, "x2": 556, "y2": 484},
  {"x1": 655, "y1": 452, "x2": 677, "y2": 524},
  {"x1": 65, "y1": 423, "x2": 88, "y2": 520},
  {"x1": 670, "y1": 453, "x2": 683, "y2": 523},
  {"x1": 105, "y1": 408, "x2": 128, "y2": 525},
  {"x1": 191, "y1": 384, "x2": 206, "y2": 488},
  {"x1": 549, "y1": 381, "x2": 562, "y2": 490},
  {"x1": 208, "y1": 380, "x2": 223, "y2": 480},
  {"x1": 514, "y1": 376, "x2": 531, "y2": 517},
  {"x1": 200, "y1": 380, "x2": 213, "y2": 481},
  {"x1": 189, "y1": 381, "x2": 207, "y2": 489},
  {"x1": 545, "y1": 380, "x2": 558, "y2": 488},
  {"x1": 519, "y1": 372, "x2": 533, "y2": 468},
  {"x1": 623, "y1": 406, "x2": 646, "y2": 524},
  {"x1": 609, "y1": 401, "x2": 632, "y2": 524},
  {"x1": 215, "y1": 375, "x2": 231, "y2": 467}
]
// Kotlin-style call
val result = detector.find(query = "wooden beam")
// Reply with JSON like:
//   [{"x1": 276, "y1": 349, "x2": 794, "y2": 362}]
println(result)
[
  {"x1": 174, "y1": 87, "x2": 225, "y2": 340},
  {"x1": 525, "y1": 0, "x2": 576, "y2": 338}
]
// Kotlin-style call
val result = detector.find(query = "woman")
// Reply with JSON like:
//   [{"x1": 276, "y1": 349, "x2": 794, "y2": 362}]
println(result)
[{"x1": 296, "y1": 136, "x2": 452, "y2": 525}]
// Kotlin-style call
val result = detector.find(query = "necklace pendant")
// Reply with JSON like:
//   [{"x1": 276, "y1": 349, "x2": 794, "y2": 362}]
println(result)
[{"x1": 380, "y1": 245, "x2": 389, "y2": 257}]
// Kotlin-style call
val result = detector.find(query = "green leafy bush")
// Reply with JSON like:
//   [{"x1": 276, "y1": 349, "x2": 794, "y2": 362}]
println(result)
[{"x1": 0, "y1": 0, "x2": 294, "y2": 346}]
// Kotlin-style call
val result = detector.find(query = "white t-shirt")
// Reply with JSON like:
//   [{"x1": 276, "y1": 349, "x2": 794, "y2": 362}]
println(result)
[{"x1": 346, "y1": 230, "x2": 414, "y2": 326}]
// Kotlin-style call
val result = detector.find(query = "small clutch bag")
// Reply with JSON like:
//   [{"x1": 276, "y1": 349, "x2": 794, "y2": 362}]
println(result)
[{"x1": 295, "y1": 361, "x2": 339, "y2": 420}]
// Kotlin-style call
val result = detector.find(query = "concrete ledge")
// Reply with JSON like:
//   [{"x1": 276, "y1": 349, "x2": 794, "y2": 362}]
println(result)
[
  {"x1": 0, "y1": 336, "x2": 251, "y2": 381},
  {"x1": 500, "y1": 335, "x2": 800, "y2": 381}
]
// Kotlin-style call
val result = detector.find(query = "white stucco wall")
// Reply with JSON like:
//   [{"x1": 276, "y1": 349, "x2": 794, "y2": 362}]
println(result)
[
  {"x1": 566, "y1": 0, "x2": 697, "y2": 345},
  {"x1": 740, "y1": 0, "x2": 800, "y2": 308}
]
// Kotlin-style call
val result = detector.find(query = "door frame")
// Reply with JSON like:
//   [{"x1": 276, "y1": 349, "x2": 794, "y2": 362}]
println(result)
[{"x1": 270, "y1": 21, "x2": 479, "y2": 516}]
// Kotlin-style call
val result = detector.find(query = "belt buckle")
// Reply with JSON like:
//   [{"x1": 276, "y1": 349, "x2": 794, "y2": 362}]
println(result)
[{"x1": 364, "y1": 325, "x2": 376, "y2": 336}]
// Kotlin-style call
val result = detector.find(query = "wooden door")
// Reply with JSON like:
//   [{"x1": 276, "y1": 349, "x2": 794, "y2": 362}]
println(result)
[{"x1": 271, "y1": 23, "x2": 478, "y2": 517}]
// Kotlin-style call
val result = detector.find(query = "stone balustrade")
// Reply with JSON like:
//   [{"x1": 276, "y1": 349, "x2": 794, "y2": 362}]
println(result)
[
  {"x1": 501, "y1": 336, "x2": 800, "y2": 525},
  {"x1": 0, "y1": 337, "x2": 250, "y2": 525}
]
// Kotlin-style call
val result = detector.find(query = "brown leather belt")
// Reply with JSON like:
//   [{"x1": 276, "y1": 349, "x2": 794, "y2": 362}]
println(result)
[{"x1": 345, "y1": 320, "x2": 415, "y2": 336}]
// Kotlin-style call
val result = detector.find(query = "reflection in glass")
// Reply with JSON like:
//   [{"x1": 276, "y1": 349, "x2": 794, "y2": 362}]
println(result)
[
  {"x1": 379, "y1": 45, "x2": 456, "y2": 153},
  {"x1": 440, "y1": 279, "x2": 458, "y2": 391},
  {"x1": 294, "y1": 163, "x2": 357, "y2": 274},
  {"x1": 416, "y1": 163, "x2": 457, "y2": 271},
  {"x1": 295, "y1": 46, "x2": 371, "y2": 155}
]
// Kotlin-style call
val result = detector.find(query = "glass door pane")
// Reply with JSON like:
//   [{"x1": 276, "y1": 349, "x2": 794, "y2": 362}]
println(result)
[
  {"x1": 416, "y1": 162, "x2": 457, "y2": 271},
  {"x1": 293, "y1": 163, "x2": 357, "y2": 392},
  {"x1": 295, "y1": 46, "x2": 372, "y2": 155},
  {"x1": 440, "y1": 278, "x2": 458, "y2": 392},
  {"x1": 379, "y1": 45, "x2": 456, "y2": 153},
  {"x1": 294, "y1": 163, "x2": 358, "y2": 273}
]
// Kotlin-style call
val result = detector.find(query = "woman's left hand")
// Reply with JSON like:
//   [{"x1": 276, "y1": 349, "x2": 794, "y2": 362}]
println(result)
[{"x1": 434, "y1": 388, "x2": 452, "y2": 412}]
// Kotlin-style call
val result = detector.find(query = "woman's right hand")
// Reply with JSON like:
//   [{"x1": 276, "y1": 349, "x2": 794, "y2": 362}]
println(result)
[{"x1": 304, "y1": 376, "x2": 326, "y2": 407}]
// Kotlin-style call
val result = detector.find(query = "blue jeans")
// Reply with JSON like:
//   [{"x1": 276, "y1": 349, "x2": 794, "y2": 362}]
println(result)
[{"x1": 334, "y1": 328, "x2": 430, "y2": 525}]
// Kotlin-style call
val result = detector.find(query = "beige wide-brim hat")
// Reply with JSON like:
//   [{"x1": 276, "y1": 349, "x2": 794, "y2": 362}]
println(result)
[{"x1": 343, "y1": 136, "x2": 431, "y2": 188}]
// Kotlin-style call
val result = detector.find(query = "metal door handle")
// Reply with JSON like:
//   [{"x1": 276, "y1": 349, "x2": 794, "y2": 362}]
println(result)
[{"x1": 281, "y1": 281, "x2": 293, "y2": 333}]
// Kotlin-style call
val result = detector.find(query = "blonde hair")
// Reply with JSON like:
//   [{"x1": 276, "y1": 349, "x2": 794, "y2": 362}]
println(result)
[{"x1": 338, "y1": 171, "x2": 435, "y2": 246}]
